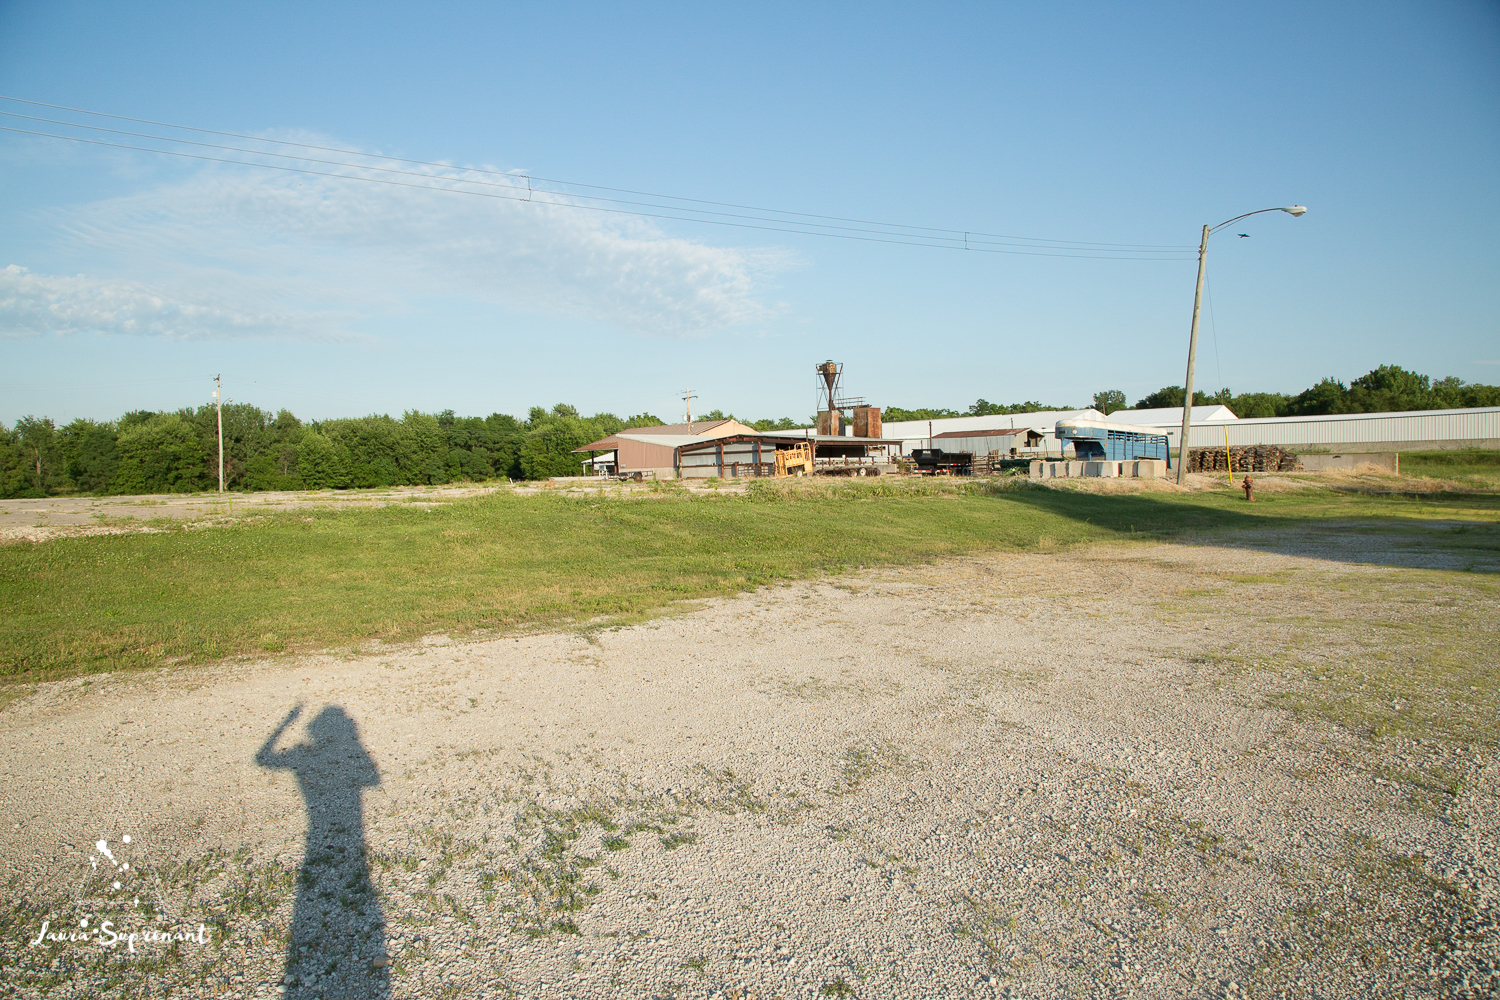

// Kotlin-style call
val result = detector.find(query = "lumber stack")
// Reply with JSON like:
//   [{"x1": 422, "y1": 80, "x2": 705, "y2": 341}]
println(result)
[{"x1": 1184, "y1": 446, "x2": 1301, "y2": 473}]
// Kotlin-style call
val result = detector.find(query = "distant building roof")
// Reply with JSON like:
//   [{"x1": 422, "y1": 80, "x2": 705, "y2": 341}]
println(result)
[
  {"x1": 1109, "y1": 405, "x2": 1238, "y2": 426},
  {"x1": 575, "y1": 417, "x2": 756, "y2": 453},
  {"x1": 613, "y1": 433, "x2": 710, "y2": 448},
  {"x1": 931, "y1": 428, "x2": 1025, "y2": 440},
  {"x1": 625, "y1": 418, "x2": 751, "y2": 436},
  {"x1": 882, "y1": 410, "x2": 1090, "y2": 440},
  {"x1": 1057, "y1": 409, "x2": 1171, "y2": 437}
]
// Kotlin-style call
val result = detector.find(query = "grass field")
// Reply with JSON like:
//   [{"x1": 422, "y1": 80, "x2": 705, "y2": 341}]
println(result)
[
  {"x1": 2, "y1": 476, "x2": 1498, "y2": 683},
  {"x1": 1398, "y1": 448, "x2": 1500, "y2": 486}
]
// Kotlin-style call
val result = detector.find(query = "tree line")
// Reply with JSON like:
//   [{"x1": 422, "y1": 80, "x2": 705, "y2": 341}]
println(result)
[
  {"x1": 890, "y1": 366, "x2": 1498, "y2": 423},
  {"x1": 5, "y1": 364, "x2": 1493, "y2": 498},
  {"x1": 1090, "y1": 365, "x2": 1499, "y2": 417},
  {"x1": 883, "y1": 399, "x2": 1075, "y2": 422},
  {"x1": 0, "y1": 402, "x2": 817, "y2": 499}
]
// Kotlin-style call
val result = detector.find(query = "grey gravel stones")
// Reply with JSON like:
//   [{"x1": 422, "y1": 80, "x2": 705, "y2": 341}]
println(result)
[{"x1": 1, "y1": 537, "x2": 1495, "y2": 997}]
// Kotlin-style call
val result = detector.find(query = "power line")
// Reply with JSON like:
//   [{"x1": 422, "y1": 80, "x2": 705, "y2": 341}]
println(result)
[
  {"x1": 0, "y1": 124, "x2": 1193, "y2": 260},
  {"x1": 0, "y1": 375, "x2": 212, "y2": 390},
  {"x1": 11, "y1": 106, "x2": 1182, "y2": 251},
  {"x1": 0, "y1": 108, "x2": 1194, "y2": 254},
  {"x1": 0, "y1": 95, "x2": 1192, "y2": 250},
  {"x1": 0, "y1": 95, "x2": 1197, "y2": 259}
]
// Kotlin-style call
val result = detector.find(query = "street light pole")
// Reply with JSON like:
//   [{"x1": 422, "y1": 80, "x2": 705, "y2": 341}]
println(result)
[{"x1": 1175, "y1": 205, "x2": 1306, "y2": 484}]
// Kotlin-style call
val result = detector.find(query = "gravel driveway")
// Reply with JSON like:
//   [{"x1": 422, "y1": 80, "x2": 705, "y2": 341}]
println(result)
[{"x1": 1, "y1": 531, "x2": 1495, "y2": 998}]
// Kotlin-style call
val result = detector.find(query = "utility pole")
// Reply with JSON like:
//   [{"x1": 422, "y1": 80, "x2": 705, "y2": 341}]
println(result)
[
  {"x1": 681, "y1": 388, "x2": 698, "y2": 433},
  {"x1": 1177, "y1": 225, "x2": 1210, "y2": 484},
  {"x1": 214, "y1": 374, "x2": 225, "y2": 493},
  {"x1": 1174, "y1": 205, "x2": 1306, "y2": 484}
]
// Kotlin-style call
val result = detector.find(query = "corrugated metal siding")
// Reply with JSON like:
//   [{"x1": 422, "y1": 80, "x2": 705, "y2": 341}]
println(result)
[
  {"x1": 678, "y1": 438, "x2": 777, "y2": 477},
  {"x1": 928, "y1": 433, "x2": 1025, "y2": 456},
  {"x1": 882, "y1": 411, "x2": 1083, "y2": 441},
  {"x1": 616, "y1": 438, "x2": 679, "y2": 470},
  {"x1": 1184, "y1": 408, "x2": 1500, "y2": 448}
]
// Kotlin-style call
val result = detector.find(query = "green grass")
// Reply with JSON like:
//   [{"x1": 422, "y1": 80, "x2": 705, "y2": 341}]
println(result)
[
  {"x1": 1398, "y1": 449, "x2": 1500, "y2": 486},
  {"x1": 1, "y1": 478, "x2": 1497, "y2": 682}
]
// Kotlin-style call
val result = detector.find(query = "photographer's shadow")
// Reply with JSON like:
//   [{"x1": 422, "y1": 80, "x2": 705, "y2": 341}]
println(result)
[{"x1": 257, "y1": 705, "x2": 388, "y2": 999}]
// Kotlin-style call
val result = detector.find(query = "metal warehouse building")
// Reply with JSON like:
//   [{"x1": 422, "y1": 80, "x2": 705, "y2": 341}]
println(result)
[
  {"x1": 884, "y1": 405, "x2": 1499, "y2": 456},
  {"x1": 1174, "y1": 406, "x2": 1500, "y2": 452}
]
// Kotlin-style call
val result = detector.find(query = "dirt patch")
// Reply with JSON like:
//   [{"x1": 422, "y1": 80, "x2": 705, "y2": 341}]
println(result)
[{"x1": 0, "y1": 536, "x2": 1494, "y2": 998}]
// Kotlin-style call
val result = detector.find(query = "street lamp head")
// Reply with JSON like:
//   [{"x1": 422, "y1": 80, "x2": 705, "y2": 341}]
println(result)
[{"x1": 1282, "y1": 205, "x2": 1308, "y2": 217}]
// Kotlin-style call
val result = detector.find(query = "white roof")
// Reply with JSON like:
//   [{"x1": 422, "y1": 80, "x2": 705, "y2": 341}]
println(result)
[
  {"x1": 882, "y1": 410, "x2": 1089, "y2": 440},
  {"x1": 1184, "y1": 405, "x2": 1499, "y2": 448},
  {"x1": 882, "y1": 404, "x2": 1247, "y2": 440},
  {"x1": 615, "y1": 433, "x2": 711, "y2": 448},
  {"x1": 1057, "y1": 409, "x2": 1168, "y2": 436},
  {"x1": 1109, "y1": 404, "x2": 1238, "y2": 427}
]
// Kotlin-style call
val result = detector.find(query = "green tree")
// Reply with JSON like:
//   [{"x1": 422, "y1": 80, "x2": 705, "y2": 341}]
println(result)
[
  {"x1": 320, "y1": 416, "x2": 404, "y2": 487},
  {"x1": 0, "y1": 424, "x2": 30, "y2": 498},
  {"x1": 749, "y1": 417, "x2": 804, "y2": 431},
  {"x1": 296, "y1": 431, "x2": 352, "y2": 489},
  {"x1": 968, "y1": 399, "x2": 1068, "y2": 416},
  {"x1": 13, "y1": 416, "x2": 62, "y2": 496},
  {"x1": 1432, "y1": 376, "x2": 1500, "y2": 409},
  {"x1": 111, "y1": 414, "x2": 211, "y2": 493},
  {"x1": 1347, "y1": 364, "x2": 1431, "y2": 412},
  {"x1": 400, "y1": 410, "x2": 452, "y2": 484},
  {"x1": 1092, "y1": 390, "x2": 1126, "y2": 415},
  {"x1": 519, "y1": 416, "x2": 595, "y2": 479},
  {"x1": 1132, "y1": 386, "x2": 1217, "y2": 410},
  {"x1": 242, "y1": 409, "x2": 306, "y2": 490},
  {"x1": 1286, "y1": 377, "x2": 1352, "y2": 416},
  {"x1": 1227, "y1": 392, "x2": 1292, "y2": 419},
  {"x1": 883, "y1": 406, "x2": 963, "y2": 422},
  {"x1": 587, "y1": 412, "x2": 629, "y2": 438},
  {"x1": 481, "y1": 413, "x2": 526, "y2": 479},
  {"x1": 58, "y1": 418, "x2": 120, "y2": 493}
]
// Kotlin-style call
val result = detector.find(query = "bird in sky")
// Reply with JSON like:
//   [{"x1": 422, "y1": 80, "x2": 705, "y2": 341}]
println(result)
[{"x1": 1237, "y1": 233, "x2": 1250, "y2": 238}]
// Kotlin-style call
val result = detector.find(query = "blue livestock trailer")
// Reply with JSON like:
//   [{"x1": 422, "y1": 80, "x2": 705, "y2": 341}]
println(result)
[{"x1": 1054, "y1": 412, "x2": 1172, "y2": 467}]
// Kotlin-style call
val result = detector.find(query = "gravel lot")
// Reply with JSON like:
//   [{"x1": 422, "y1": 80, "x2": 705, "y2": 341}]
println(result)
[{"x1": 1, "y1": 530, "x2": 1495, "y2": 998}]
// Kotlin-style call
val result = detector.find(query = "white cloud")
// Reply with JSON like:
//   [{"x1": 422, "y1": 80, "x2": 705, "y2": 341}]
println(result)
[
  {"x1": 0, "y1": 264, "x2": 320, "y2": 340},
  {"x1": 23, "y1": 147, "x2": 785, "y2": 339}
]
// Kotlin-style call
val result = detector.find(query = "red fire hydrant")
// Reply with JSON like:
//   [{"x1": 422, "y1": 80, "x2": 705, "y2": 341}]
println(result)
[{"x1": 1241, "y1": 474, "x2": 1255, "y2": 502}]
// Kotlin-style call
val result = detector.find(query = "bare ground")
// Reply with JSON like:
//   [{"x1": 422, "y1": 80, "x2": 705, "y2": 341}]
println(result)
[
  {"x1": 0, "y1": 531, "x2": 1496, "y2": 999},
  {"x1": 0, "y1": 479, "x2": 738, "y2": 544}
]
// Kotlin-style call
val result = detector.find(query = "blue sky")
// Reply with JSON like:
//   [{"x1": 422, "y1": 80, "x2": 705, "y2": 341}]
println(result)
[{"x1": 2, "y1": 1, "x2": 1497, "y2": 425}]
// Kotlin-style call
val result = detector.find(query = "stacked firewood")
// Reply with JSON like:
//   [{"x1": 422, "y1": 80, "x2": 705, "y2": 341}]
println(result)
[{"x1": 1184, "y1": 446, "x2": 1301, "y2": 473}]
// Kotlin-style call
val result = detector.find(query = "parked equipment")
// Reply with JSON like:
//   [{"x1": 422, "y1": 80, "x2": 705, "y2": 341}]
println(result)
[
  {"x1": 910, "y1": 448, "x2": 973, "y2": 476},
  {"x1": 775, "y1": 442, "x2": 813, "y2": 477}
]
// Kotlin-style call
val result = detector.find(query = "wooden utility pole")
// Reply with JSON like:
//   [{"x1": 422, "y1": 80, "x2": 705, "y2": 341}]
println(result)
[
  {"x1": 681, "y1": 388, "x2": 698, "y2": 433},
  {"x1": 214, "y1": 374, "x2": 224, "y2": 493}
]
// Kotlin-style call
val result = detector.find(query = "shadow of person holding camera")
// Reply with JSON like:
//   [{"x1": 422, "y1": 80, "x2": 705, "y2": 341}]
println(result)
[{"x1": 257, "y1": 704, "x2": 388, "y2": 999}]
